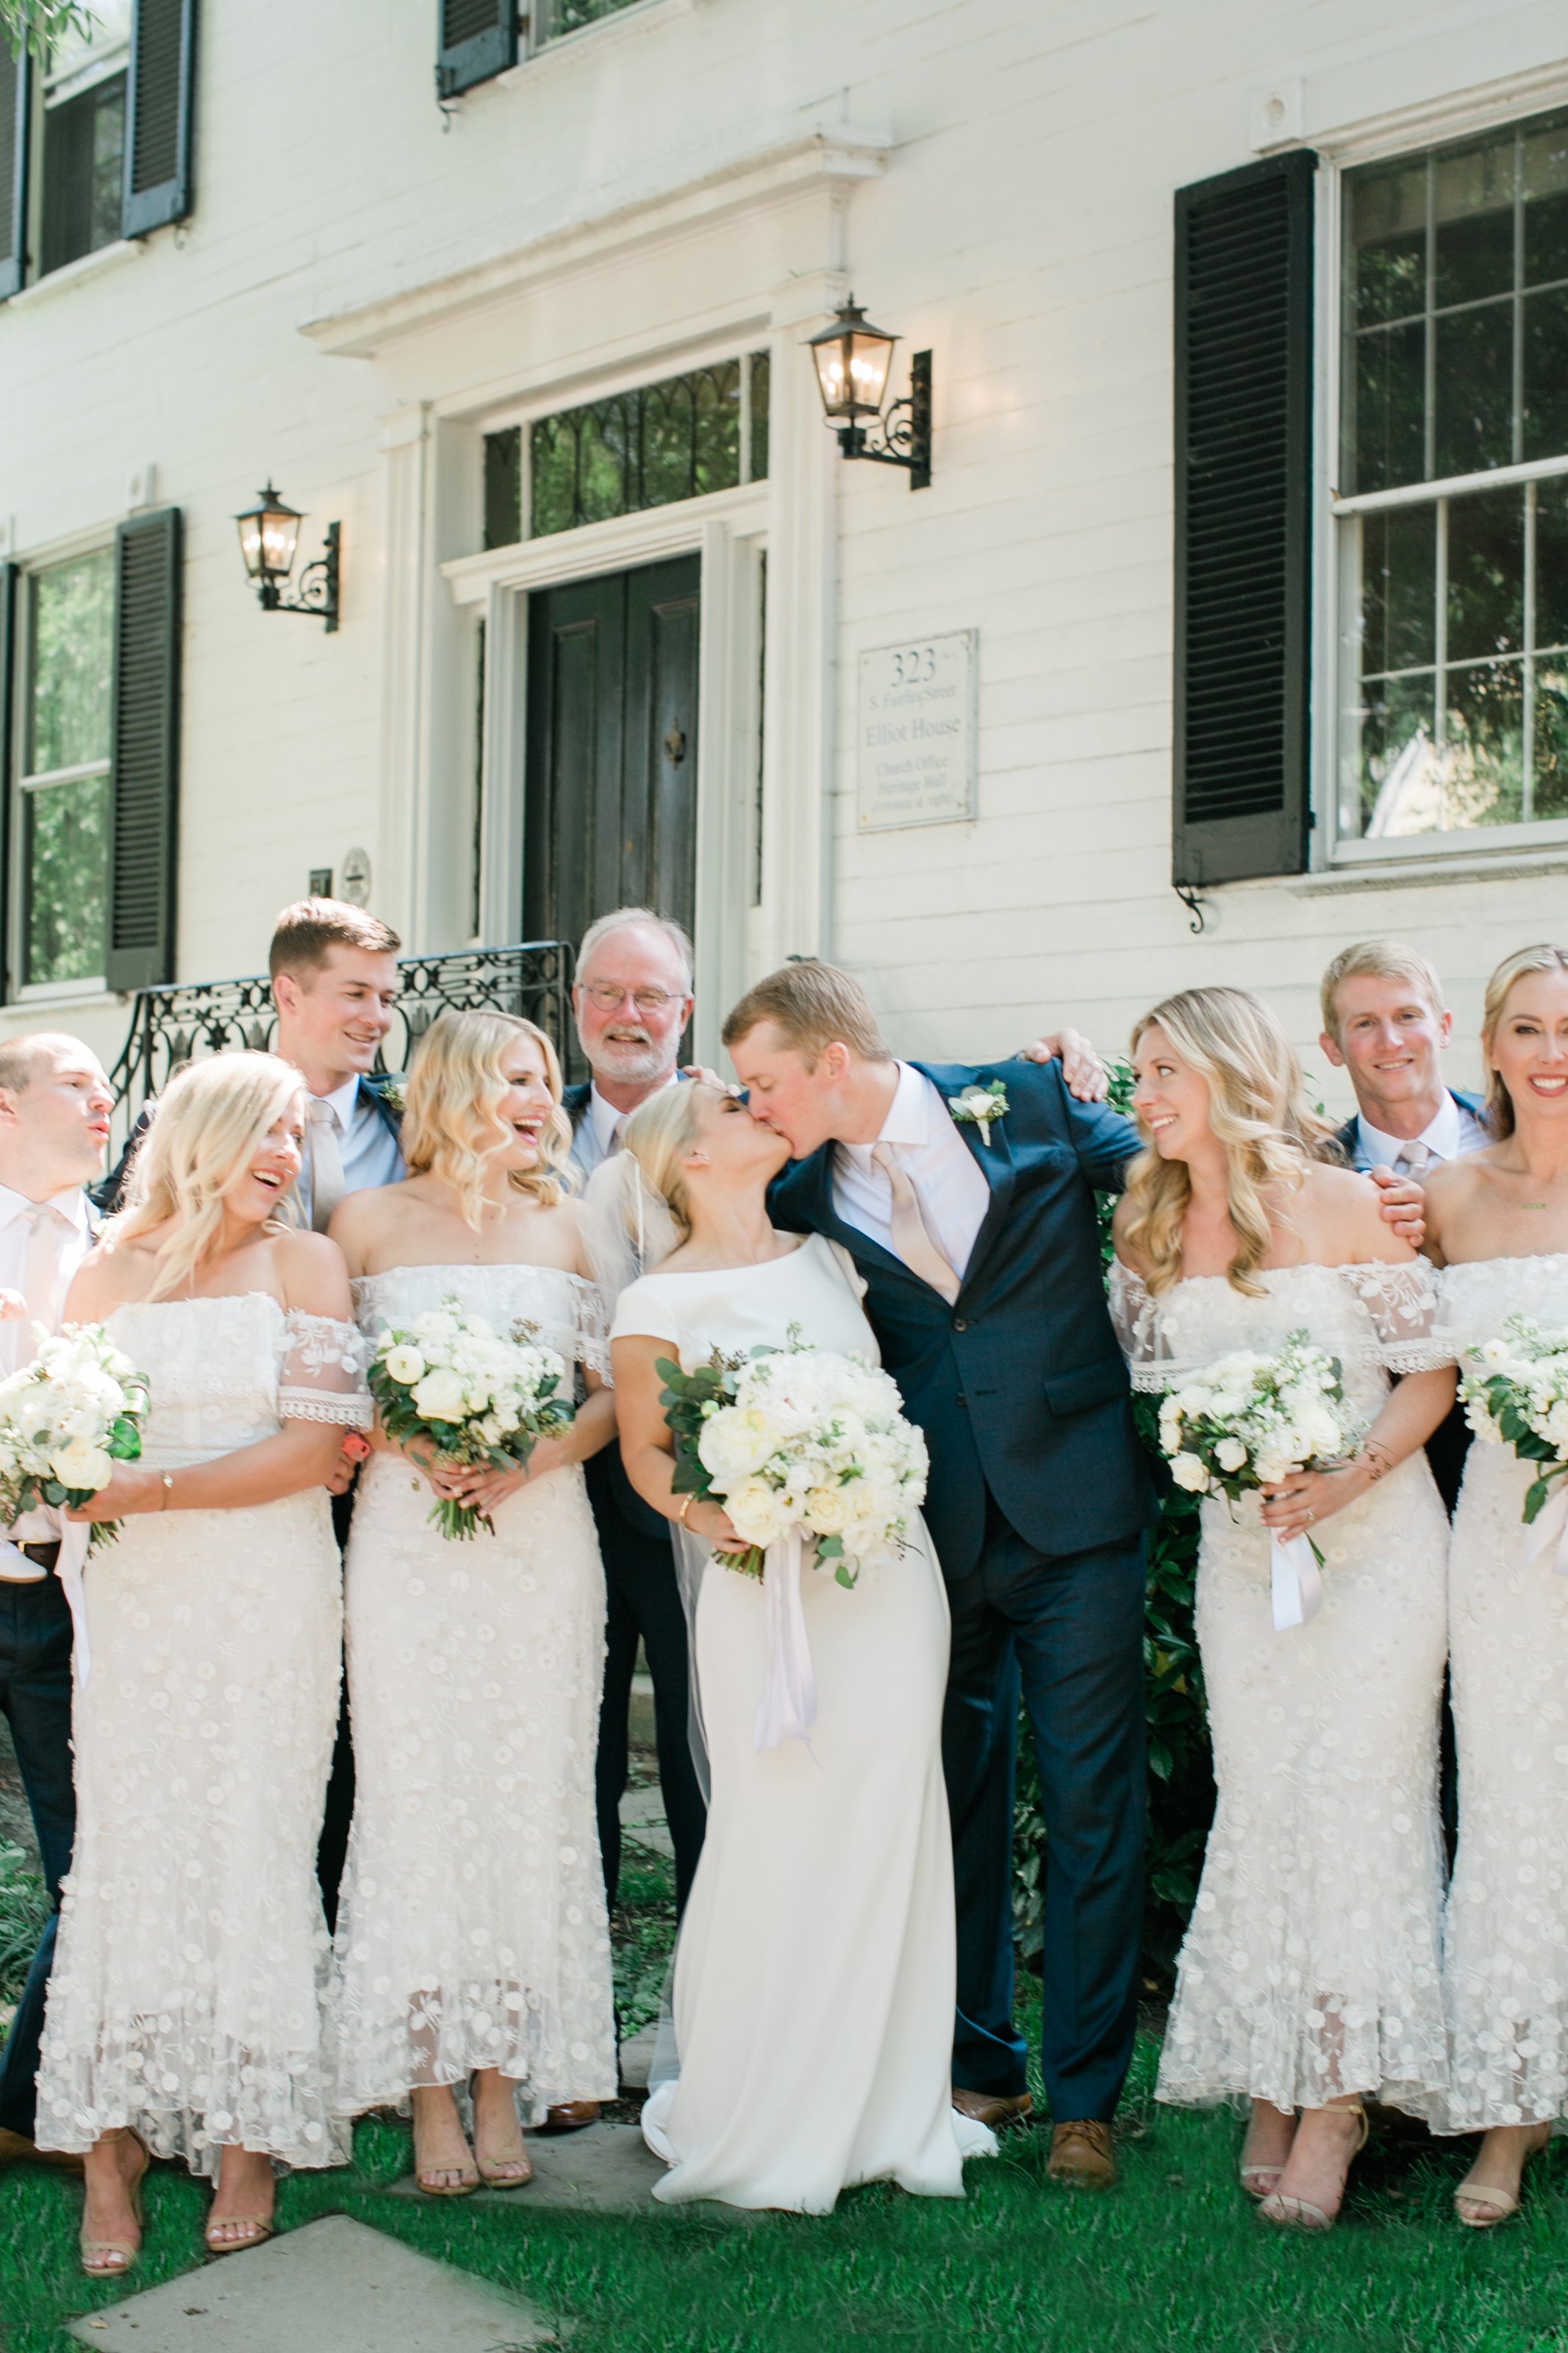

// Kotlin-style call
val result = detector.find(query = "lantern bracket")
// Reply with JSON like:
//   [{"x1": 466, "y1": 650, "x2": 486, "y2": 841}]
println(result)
[
  {"x1": 834, "y1": 351, "x2": 931, "y2": 490},
  {"x1": 260, "y1": 522, "x2": 341, "y2": 633}
]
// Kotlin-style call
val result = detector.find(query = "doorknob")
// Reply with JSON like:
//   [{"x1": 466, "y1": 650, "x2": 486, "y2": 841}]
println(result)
[{"x1": 664, "y1": 724, "x2": 687, "y2": 765}]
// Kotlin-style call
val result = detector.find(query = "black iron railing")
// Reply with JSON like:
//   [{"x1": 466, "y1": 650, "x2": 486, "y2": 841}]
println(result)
[{"x1": 104, "y1": 940, "x2": 575, "y2": 1154}]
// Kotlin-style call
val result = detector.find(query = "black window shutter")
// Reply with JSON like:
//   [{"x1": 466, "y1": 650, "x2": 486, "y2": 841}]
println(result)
[
  {"x1": 0, "y1": 42, "x2": 29, "y2": 301},
  {"x1": 437, "y1": 0, "x2": 518, "y2": 99},
  {"x1": 0, "y1": 563, "x2": 15, "y2": 997},
  {"x1": 1173, "y1": 149, "x2": 1316, "y2": 888},
  {"x1": 107, "y1": 509, "x2": 182, "y2": 993},
  {"x1": 122, "y1": 0, "x2": 197, "y2": 239}
]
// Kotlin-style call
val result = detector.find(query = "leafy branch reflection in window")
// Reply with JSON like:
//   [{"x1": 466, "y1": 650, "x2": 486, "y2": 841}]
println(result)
[
  {"x1": 534, "y1": 0, "x2": 648, "y2": 40},
  {"x1": 39, "y1": 0, "x2": 131, "y2": 276},
  {"x1": 21, "y1": 550, "x2": 113, "y2": 989},
  {"x1": 1339, "y1": 106, "x2": 1568, "y2": 843},
  {"x1": 482, "y1": 353, "x2": 770, "y2": 550}
]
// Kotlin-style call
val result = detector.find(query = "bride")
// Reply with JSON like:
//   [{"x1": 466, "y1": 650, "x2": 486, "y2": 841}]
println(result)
[{"x1": 593, "y1": 1078, "x2": 994, "y2": 2213}]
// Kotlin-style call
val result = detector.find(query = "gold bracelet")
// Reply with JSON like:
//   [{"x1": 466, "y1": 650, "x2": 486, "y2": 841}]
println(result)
[
  {"x1": 159, "y1": 1473, "x2": 174, "y2": 1510},
  {"x1": 1362, "y1": 1442, "x2": 1393, "y2": 1484},
  {"x1": 676, "y1": 1492, "x2": 696, "y2": 1528}
]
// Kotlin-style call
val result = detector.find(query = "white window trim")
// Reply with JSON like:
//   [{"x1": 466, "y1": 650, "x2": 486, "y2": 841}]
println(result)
[
  {"x1": 1317, "y1": 108, "x2": 1568, "y2": 874},
  {"x1": 497, "y1": 0, "x2": 698, "y2": 80}
]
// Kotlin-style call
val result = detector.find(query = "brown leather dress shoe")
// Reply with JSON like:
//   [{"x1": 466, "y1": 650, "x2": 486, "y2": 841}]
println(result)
[
  {"x1": 0, "y1": 2125, "x2": 85, "y2": 2174},
  {"x1": 1047, "y1": 2119, "x2": 1117, "y2": 2188},
  {"x1": 543, "y1": 2101, "x2": 601, "y2": 2132},
  {"x1": 951, "y1": 2087, "x2": 1035, "y2": 2130}
]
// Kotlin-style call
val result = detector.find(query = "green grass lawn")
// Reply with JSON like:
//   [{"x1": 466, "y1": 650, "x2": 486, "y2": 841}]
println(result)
[{"x1": 4, "y1": 1805, "x2": 1567, "y2": 2352}]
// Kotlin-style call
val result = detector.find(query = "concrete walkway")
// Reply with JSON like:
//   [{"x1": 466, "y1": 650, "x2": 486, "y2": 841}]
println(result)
[
  {"x1": 388, "y1": 2116, "x2": 667, "y2": 2213},
  {"x1": 68, "y1": 2215, "x2": 552, "y2": 2352}
]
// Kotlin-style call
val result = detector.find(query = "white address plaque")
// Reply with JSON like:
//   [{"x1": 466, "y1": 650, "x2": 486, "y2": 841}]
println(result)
[{"x1": 856, "y1": 629, "x2": 977, "y2": 832}]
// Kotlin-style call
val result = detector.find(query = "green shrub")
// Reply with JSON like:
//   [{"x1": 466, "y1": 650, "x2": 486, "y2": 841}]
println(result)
[
  {"x1": 0, "y1": 1841, "x2": 50, "y2": 2007},
  {"x1": 1012, "y1": 1060, "x2": 1213, "y2": 1993}
]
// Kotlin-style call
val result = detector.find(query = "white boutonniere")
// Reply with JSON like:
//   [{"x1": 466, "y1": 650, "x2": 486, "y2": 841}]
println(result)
[
  {"x1": 948, "y1": 1080, "x2": 1009, "y2": 1147},
  {"x1": 378, "y1": 1078, "x2": 407, "y2": 1117}
]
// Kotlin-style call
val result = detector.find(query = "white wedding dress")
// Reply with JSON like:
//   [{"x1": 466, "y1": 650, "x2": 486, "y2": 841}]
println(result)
[
  {"x1": 329, "y1": 1264, "x2": 617, "y2": 2121},
  {"x1": 1111, "y1": 1259, "x2": 1453, "y2": 2118},
  {"x1": 609, "y1": 1232, "x2": 994, "y2": 2212},
  {"x1": 1434, "y1": 1254, "x2": 1568, "y2": 2133},
  {"x1": 35, "y1": 1294, "x2": 370, "y2": 2174}
]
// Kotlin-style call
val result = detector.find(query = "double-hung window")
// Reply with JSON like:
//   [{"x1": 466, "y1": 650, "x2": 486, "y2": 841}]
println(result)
[
  {"x1": 1336, "y1": 106, "x2": 1568, "y2": 849},
  {"x1": 37, "y1": 0, "x2": 131, "y2": 278},
  {"x1": 18, "y1": 548, "x2": 114, "y2": 991}
]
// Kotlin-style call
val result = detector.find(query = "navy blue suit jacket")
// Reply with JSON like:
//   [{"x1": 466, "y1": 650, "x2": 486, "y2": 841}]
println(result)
[
  {"x1": 768, "y1": 1060, "x2": 1159, "y2": 1581},
  {"x1": 1332, "y1": 1086, "x2": 1488, "y2": 1168}
]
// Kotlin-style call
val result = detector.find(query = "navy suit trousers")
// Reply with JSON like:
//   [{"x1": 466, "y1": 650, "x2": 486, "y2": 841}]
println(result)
[
  {"x1": 944, "y1": 1496, "x2": 1147, "y2": 2121},
  {"x1": 0, "y1": 1573, "x2": 76, "y2": 2140}
]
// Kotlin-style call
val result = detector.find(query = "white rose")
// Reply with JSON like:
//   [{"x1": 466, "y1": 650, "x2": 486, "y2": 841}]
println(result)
[
  {"x1": 1213, "y1": 1436, "x2": 1247, "y2": 1473},
  {"x1": 382, "y1": 1345, "x2": 426, "y2": 1386},
  {"x1": 1170, "y1": 1452, "x2": 1210, "y2": 1493},
  {"x1": 698, "y1": 1407, "x2": 779, "y2": 1487},
  {"x1": 805, "y1": 1483, "x2": 856, "y2": 1535},
  {"x1": 411, "y1": 1366, "x2": 468, "y2": 1424},
  {"x1": 724, "y1": 1475, "x2": 787, "y2": 1547},
  {"x1": 49, "y1": 1439, "x2": 112, "y2": 1491}
]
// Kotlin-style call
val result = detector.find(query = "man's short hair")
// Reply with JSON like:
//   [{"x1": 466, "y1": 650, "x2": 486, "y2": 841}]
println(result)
[
  {"x1": 1320, "y1": 940, "x2": 1447, "y2": 1043},
  {"x1": 0, "y1": 1032, "x2": 88, "y2": 1096},
  {"x1": 269, "y1": 899, "x2": 401, "y2": 984},
  {"x1": 721, "y1": 961, "x2": 892, "y2": 1066},
  {"x1": 576, "y1": 907, "x2": 693, "y2": 993}
]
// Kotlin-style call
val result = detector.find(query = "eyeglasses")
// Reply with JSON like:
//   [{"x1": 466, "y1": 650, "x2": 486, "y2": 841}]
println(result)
[{"x1": 579, "y1": 982, "x2": 684, "y2": 1015}]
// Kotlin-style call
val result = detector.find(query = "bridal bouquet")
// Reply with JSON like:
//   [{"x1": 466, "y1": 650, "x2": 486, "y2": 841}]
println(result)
[
  {"x1": 0, "y1": 1323, "x2": 150, "y2": 1554},
  {"x1": 1156, "y1": 1329, "x2": 1364, "y2": 1629},
  {"x1": 1461, "y1": 1314, "x2": 1568, "y2": 1560},
  {"x1": 368, "y1": 1300, "x2": 576, "y2": 1540},
  {"x1": 658, "y1": 1325, "x2": 928, "y2": 1587}
]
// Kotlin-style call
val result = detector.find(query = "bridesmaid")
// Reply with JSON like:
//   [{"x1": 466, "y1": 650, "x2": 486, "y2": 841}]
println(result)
[
  {"x1": 326, "y1": 1010, "x2": 618, "y2": 2196},
  {"x1": 35, "y1": 1054, "x2": 370, "y2": 2270},
  {"x1": 1425, "y1": 943, "x2": 1568, "y2": 2226},
  {"x1": 1109, "y1": 987, "x2": 1456, "y2": 2232}
]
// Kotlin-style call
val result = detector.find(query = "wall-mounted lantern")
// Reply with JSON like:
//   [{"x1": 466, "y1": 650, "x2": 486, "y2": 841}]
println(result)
[
  {"x1": 806, "y1": 300, "x2": 931, "y2": 490},
  {"x1": 234, "y1": 484, "x2": 341, "y2": 632}
]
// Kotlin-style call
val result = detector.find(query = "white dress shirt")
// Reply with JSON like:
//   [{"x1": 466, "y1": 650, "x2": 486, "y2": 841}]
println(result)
[
  {"x1": 1352, "y1": 1090, "x2": 1491, "y2": 1175},
  {"x1": 832, "y1": 1063, "x2": 992, "y2": 1279},
  {"x1": 569, "y1": 1071, "x2": 680, "y2": 1182},
  {"x1": 294, "y1": 1072, "x2": 405, "y2": 1227},
  {"x1": 0, "y1": 1181, "x2": 95, "y2": 1574}
]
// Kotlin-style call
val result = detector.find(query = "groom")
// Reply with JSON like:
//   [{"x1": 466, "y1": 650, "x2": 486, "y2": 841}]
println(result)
[{"x1": 725, "y1": 962, "x2": 1156, "y2": 2189}]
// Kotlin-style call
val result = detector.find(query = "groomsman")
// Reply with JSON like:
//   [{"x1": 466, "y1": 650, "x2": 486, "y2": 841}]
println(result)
[
  {"x1": 562, "y1": 909, "x2": 708, "y2": 1946},
  {"x1": 0, "y1": 1035, "x2": 113, "y2": 2168},
  {"x1": 1319, "y1": 938, "x2": 1488, "y2": 1515}
]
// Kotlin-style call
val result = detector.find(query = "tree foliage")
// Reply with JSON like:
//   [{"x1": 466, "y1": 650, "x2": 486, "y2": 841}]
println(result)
[{"x1": 1, "y1": 0, "x2": 98, "y2": 64}]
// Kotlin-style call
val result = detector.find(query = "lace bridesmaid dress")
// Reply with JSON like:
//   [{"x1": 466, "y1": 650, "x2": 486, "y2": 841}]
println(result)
[
  {"x1": 35, "y1": 1295, "x2": 370, "y2": 2174},
  {"x1": 1434, "y1": 1254, "x2": 1568, "y2": 2134},
  {"x1": 330, "y1": 1265, "x2": 617, "y2": 2122},
  {"x1": 1111, "y1": 1259, "x2": 1453, "y2": 2119},
  {"x1": 609, "y1": 1232, "x2": 993, "y2": 2213}
]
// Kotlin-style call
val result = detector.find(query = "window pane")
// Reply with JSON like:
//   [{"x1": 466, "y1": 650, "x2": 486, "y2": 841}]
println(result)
[
  {"x1": 529, "y1": 415, "x2": 577, "y2": 541},
  {"x1": 527, "y1": 361, "x2": 745, "y2": 539},
  {"x1": 1524, "y1": 118, "x2": 1568, "y2": 285},
  {"x1": 28, "y1": 549, "x2": 113, "y2": 775},
  {"x1": 23, "y1": 775, "x2": 109, "y2": 985},
  {"x1": 534, "y1": 0, "x2": 643, "y2": 39},
  {"x1": 1446, "y1": 658, "x2": 1525, "y2": 827},
  {"x1": 1351, "y1": 319, "x2": 1425, "y2": 492},
  {"x1": 1522, "y1": 285, "x2": 1568, "y2": 461},
  {"x1": 482, "y1": 427, "x2": 522, "y2": 551},
  {"x1": 1537, "y1": 480, "x2": 1568, "y2": 653},
  {"x1": 748, "y1": 350, "x2": 770, "y2": 482},
  {"x1": 1433, "y1": 302, "x2": 1513, "y2": 476},
  {"x1": 1356, "y1": 673, "x2": 1438, "y2": 836},
  {"x1": 1447, "y1": 487, "x2": 1525, "y2": 662},
  {"x1": 1360, "y1": 505, "x2": 1436, "y2": 674},
  {"x1": 1433, "y1": 133, "x2": 1518, "y2": 308},
  {"x1": 1536, "y1": 660, "x2": 1568, "y2": 817},
  {"x1": 39, "y1": 72, "x2": 125, "y2": 277},
  {"x1": 1347, "y1": 157, "x2": 1427, "y2": 327}
]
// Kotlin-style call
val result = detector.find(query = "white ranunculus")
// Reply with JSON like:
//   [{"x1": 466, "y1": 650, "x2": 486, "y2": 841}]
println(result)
[
  {"x1": 412, "y1": 1366, "x2": 468, "y2": 1423},
  {"x1": 49, "y1": 1439, "x2": 112, "y2": 1490},
  {"x1": 1170, "y1": 1452, "x2": 1210, "y2": 1493},
  {"x1": 384, "y1": 1346, "x2": 426, "y2": 1386}
]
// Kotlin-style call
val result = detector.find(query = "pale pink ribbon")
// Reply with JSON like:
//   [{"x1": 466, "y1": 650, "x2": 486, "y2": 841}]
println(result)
[
  {"x1": 55, "y1": 1514, "x2": 93, "y2": 1682},
  {"x1": 753, "y1": 1527, "x2": 817, "y2": 1749}
]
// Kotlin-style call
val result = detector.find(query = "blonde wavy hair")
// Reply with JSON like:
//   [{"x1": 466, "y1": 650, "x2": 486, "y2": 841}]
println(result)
[
  {"x1": 1119, "y1": 986, "x2": 1336, "y2": 1296},
  {"x1": 619, "y1": 1079, "x2": 720, "y2": 1245},
  {"x1": 1481, "y1": 943, "x2": 1568, "y2": 1140},
  {"x1": 401, "y1": 1010, "x2": 570, "y2": 1227},
  {"x1": 114, "y1": 1051, "x2": 305, "y2": 1300}
]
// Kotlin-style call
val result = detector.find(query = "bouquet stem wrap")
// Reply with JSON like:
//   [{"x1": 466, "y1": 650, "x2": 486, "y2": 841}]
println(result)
[
  {"x1": 55, "y1": 1514, "x2": 93, "y2": 1684},
  {"x1": 753, "y1": 1528, "x2": 817, "y2": 1751},
  {"x1": 1269, "y1": 1528, "x2": 1323, "y2": 1632},
  {"x1": 1524, "y1": 1482, "x2": 1568, "y2": 1577}
]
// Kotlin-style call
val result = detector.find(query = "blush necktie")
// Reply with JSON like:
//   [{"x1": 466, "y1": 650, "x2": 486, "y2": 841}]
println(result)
[
  {"x1": 1395, "y1": 1140, "x2": 1432, "y2": 1178},
  {"x1": 307, "y1": 1099, "x2": 348, "y2": 1233},
  {"x1": 871, "y1": 1143, "x2": 960, "y2": 1304},
  {"x1": 20, "y1": 1202, "x2": 69, "y2": 1337}
]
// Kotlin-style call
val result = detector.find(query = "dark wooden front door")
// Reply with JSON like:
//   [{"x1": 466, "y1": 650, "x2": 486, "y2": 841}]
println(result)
[{"x1": 523, "y1": 555, "x2": 701, "y2": 968}]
